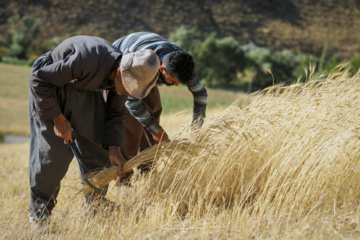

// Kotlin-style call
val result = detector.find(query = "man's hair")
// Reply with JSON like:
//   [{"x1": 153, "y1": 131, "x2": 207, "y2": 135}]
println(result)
[{"x1": 162, "y1": 51, "x2": 195, "y2": 84}]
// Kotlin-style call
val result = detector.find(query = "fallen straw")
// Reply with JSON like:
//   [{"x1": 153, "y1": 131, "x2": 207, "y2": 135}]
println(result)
[{"x1": 81, "y1": 139, "x2": 184, "y2": 196}]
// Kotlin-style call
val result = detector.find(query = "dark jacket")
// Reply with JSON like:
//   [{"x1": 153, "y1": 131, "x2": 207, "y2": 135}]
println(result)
[{"x1": 29, "y1": 35, "x2": 126, "y2": 147}]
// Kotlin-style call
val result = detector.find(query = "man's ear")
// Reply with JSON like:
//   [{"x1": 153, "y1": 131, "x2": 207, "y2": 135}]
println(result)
[
  {"x1": 109, "y1": 68, "x2": 116, "y2": 80},
  {"x1": 159, "y1": 65, "x2": 166, "y2": 73},
  {"x1": 116, "y1": 67, "x2": 122, "y2": 77}
]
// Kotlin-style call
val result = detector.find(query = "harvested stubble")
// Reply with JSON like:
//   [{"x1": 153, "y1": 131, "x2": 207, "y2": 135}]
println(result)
[{"x1": 83, "y1": 69, "x2": 360, "y2": 228}]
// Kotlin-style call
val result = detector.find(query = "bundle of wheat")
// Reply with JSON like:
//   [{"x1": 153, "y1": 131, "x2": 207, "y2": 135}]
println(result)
[
  {"x1": 141, "y1": 68, "x2": 360, "y2": 218},
  {"x1": 81, "y1": 139, "x2": 197, "y2": 197}
]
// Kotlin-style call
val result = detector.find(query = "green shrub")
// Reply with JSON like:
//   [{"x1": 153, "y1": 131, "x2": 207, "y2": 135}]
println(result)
[
  {"x1": 1, "y1": 56, "x2": 34, "y2": 66},
  {"x1": 36, "y1": 36, "x2": 62, "y2": 54},
  {"x1": 349, "y1": 57, "x2": 360, "y2": 74},
  {"x1": 5, "y1": 15, "x2": 43, "y2": 60},
  {"x1": 169, "y1": 27, "x2": 357, "y2": 91},
  {"x1": 195, "y1": 33, "x2": 245, "y2": 87},
  {"x1": 270, "y1": 49, "x2": 298, "y2": 84},
  {"x1": 170, "y1": 26, "x2": 246, "y2": 88},
  {"x1": 242, "y1": 42, "x2": 272, "y2": 74},
  {"x1": 324, "y1": 55, "x2": 342, "y2": 73},
  {"x1": 241, "y1": 42, "x2": 272, "y2": 90},
  {"x1": 0, "y1": 131, "x2": 4, "y2": 143},
  {"x1": 293, "y1": 53, "x2": 318, "y2": 82},
  {"x1": 169, "y1": 25, "x2": 199, "y2": 54}
]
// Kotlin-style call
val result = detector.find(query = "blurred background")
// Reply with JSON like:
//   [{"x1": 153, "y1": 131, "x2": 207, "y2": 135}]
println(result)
[
  {"x1": 1, "y1": 0, "x2": 360, "y2": 89},
  {"x1": 0, "y1": 0, "x2": 360, "y2": 140}
]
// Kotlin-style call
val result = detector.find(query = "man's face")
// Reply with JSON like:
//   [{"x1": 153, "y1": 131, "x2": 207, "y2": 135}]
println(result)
[
  {"x1": 159, "y1": 64, "x2": 180, "y2": 86},
  {"x1": 114, "y1": 67, "x2": 133, "y2": 97}
]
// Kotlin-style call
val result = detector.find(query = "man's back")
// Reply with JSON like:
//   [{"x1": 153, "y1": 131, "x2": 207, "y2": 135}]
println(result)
[{"x1": 113, "y1": 32, "x2": 182, "y2": 60}]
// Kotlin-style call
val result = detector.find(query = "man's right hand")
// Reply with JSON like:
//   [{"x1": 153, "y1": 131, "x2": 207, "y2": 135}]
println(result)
[
  {"x1": 109, "y1": 146, "x2": 126, "y2": 176},
  {"x1": 52, "y1": 114, "x2": 72, "y2": 144},
  {"x1": 153, "y1": 129, "x2": 169, "y2": 142}
]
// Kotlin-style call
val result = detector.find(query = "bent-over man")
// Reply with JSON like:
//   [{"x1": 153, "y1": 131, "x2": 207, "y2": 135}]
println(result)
[
  {"x1": 29, "y1": 35, "x2": 159, "y2": 226},
  {"x1": 113, "y1": 32, "x2": 208, "y2": 160}
]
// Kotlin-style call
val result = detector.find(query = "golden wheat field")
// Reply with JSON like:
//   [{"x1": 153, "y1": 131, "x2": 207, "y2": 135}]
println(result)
[{"x1": 1, "y1": 69, "x2": 360, "y2": 239}]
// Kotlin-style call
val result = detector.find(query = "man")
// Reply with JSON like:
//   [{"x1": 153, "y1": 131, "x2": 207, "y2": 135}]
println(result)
[
  {"x1": 113, "y1": 32, "x2": 208, "y2": 160},
  {"x1": 29, "y1": 35, "x2": 160, "y2": 225}
]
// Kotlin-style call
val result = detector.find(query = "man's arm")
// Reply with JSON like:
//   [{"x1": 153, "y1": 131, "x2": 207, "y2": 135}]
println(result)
[
  {"x1": 187, "y1": 74, "x2": 208, "y2": 130},
  {"x1": 125, "y1": 97, "x2": 168, "y2": 142},
  {"x1": 29, "y1": 52, "x2": 84, "y2": 143},
  {"x1": 103, "y1": 90, "x2": 128, "y2": 148},
  {"x1": 103, "y1": 90, "x2": 128, "y2": 174},
  {"x1": 29, "y1": 54, "x2": 82, "y2": 121}
]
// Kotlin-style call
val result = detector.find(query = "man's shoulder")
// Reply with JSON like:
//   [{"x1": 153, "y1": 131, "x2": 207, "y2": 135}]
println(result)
[{"x1": 55, "y1": 35, "x2": 119, "y2": 58}]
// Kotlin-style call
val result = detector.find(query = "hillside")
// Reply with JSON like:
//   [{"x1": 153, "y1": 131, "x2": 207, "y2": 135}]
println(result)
[{"x1": 1, "y1": 0, "x2": 360, "y2": 58}]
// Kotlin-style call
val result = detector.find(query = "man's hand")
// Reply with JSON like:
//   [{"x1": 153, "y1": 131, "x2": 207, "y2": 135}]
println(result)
[
  {"x1": 52, "y1": 114, "x2": 72, "y2": 144},
  {"x1": 109, "y1": 146, "x2": 126, "y2": 176},
  {"x1": 153, "y1": 129, "x2": 169, "y2": 143}
]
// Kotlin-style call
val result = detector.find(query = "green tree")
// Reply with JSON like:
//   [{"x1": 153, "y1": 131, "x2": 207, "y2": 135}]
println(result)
[
  {"x1": 37, "y1": 37, "x2": 62, "y2": 54},
  {"x1": 6, "y1": 15, "x2": 43, "y2": 59},
  {"x1": 292, "y1": 53, "x2": 318, "y2": 81},
  {"x1": 168, "y1": 25, "x2": 199, "y2": 54},
  {"x1": 241, "y1": 42, "x2": 272, "y2": 90},
  {"x1": 270, "y1": 49, "x2": 301, "y2": 85},
  {"x1": 195, "y1": 33, "x2": 245, "y2": 87},
  {"x1": 324, "y1": 55, "x2": 341, "y2": 73},
  {"x1": 169, "y1": 26, "x2": 245, "y2": 88}
]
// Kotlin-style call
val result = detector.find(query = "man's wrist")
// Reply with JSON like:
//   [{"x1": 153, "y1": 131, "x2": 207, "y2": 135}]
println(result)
[
  {"x1": 109, "y1": 145, "x2": 121, "y2": 152},
  {"x1": 148, "y1": 123, "x2": 162, "y2": 135},
  {"x1": 52, "y1": 114, "x2": 66, "y2": 123}
]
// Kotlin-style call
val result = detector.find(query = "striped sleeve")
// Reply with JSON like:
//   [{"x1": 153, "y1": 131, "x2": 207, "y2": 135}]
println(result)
[
  {"x1": 187, "y1": 74, "x2": 208, "y2": 129},
  {"x1": 113, "y1": 32, "x2": 207, "y2": 131},
  {"x1": 125, "y1": 97, "x2": 162, "y2": 135}
]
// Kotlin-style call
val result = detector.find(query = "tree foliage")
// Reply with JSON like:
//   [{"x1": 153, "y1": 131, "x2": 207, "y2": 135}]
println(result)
[
  {"x1": 169, "y1": 26, "x2": 360, "y2": 91},
  {"x1": 6, "y1": 15, "x2": 43, "y2": 59},
  {"x1": 169, "y1": 26, "x2": 246, "y2": 88},
  {"x1": 169, "y1": 25, "x2": 199, "y2": 54},
  {"x1": 195, "y1": 33, "x2": 245, "y2": 87}
]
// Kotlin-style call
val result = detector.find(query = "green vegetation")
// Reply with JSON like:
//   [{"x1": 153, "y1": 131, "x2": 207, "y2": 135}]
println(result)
[
  {"x1": 170, "y1": 26, "x2": 246, "y2": 88},
  {"x1": 159, "y1": 85, "x2": 247, "y2": 115},
  {"x1": 169, "y1": 25, "x2": 360, "y2": 91},
  {"x1": 1, "y1": 18, "x2": 359, "y2": 91},
  {"x1": 0, "y1": 15, "x2": 43, "y2": 66}
]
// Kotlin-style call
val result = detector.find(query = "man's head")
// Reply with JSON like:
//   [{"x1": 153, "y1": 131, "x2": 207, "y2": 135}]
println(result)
[
  {"x1": 159, "y1": 51, "x2": 195, "y2": 86},
  {"x1": 114, "y1": 49, "x2": 160, "y2": 99}
]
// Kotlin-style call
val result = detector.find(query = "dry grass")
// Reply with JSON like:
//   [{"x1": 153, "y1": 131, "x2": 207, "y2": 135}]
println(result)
[
  {"x1": 0, "y1": 63, "x2": 31, "y2": 135},
  {"x1": 1, "y1": 68, "x2": 360, "y2": 239}
]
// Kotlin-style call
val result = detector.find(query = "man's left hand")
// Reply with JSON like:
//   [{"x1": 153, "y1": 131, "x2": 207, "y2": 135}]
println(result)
[{"x1": 153, "y1": 129, "x2": 169, "y2": 142}]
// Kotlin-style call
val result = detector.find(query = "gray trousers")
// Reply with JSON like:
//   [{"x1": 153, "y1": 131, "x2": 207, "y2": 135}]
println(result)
[{"x1": 29, "y1": 85, "x2": 111, "y2": 219}]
